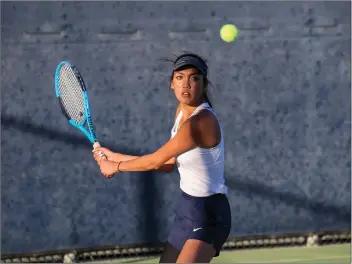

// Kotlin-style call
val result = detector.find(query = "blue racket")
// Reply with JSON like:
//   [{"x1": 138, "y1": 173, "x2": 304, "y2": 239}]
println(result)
[{"x1": 54, "y1": 61, "x2": 106, "y2": 158}]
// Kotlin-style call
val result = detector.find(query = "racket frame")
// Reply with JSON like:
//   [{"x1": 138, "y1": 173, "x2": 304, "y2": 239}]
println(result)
[{"x1": 54, "y1": 61, "x2": 99, "y2": 146}]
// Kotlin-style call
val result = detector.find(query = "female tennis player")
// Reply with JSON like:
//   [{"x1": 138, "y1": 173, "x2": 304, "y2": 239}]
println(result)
[{"x1": 93, "y1": 53, "x2": 231, "y2": 263}]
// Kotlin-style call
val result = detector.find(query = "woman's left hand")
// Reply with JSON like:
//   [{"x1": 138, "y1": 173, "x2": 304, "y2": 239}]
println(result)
[{"x1": 98, "y1": 159, "x2": 120, "y2": 178}]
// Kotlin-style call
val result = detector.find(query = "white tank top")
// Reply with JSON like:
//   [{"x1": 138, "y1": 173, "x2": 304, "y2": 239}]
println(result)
[{"x1": 171, "y1": 102, "x2": 228, "y2": 197}]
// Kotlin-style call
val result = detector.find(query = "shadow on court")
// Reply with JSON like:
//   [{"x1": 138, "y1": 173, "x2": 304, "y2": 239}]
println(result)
[
  {"x1": 1, "y1": 114, "x2": 350, "y2": 245},
  {"x1": 1, "y1": 114, "x2": 160, "y2": 248},
  {"x1": 225, "y1": 177, "x2": 350, "y2": 223}
]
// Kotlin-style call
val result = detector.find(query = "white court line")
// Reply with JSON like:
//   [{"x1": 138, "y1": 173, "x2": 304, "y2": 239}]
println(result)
[
  {"x1": 84, "y1": 255, "x2": 350, "y2": 264},
  {"x1": 242, "y1": 255, "x2": 349, "y2": 263}
]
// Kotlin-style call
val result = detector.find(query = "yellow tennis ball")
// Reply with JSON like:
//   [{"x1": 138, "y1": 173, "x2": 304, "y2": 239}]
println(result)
[{"x1": 220, "y1": 24, "x2": 238, "y2": 43}]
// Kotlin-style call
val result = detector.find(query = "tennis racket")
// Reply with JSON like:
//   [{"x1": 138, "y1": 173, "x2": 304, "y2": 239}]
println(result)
[{"x1": 54, "y1": 61, "x2": 106, "y2": 159}]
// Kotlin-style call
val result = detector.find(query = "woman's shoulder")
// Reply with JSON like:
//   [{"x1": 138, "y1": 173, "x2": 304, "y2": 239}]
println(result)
[
  {"x1": 188, "y1": 109, "x2": 221, "y2": 147},
  {"x1": 191, "y1": 109, "x2": 219, "y2": 128}
]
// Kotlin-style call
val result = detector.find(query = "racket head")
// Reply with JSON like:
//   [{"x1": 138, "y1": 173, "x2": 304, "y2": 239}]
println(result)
[{"x1": 54, "y1": 61, "x2": 98, "y2": 144}]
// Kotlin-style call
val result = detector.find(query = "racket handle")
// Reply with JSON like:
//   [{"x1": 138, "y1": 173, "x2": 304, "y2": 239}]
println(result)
[
  {"x1": 93, "y1": 142, "x2": 101, "y2": 148},
  {"x1": 93, "y1": 142, "x2": 107, "y2": 160}
]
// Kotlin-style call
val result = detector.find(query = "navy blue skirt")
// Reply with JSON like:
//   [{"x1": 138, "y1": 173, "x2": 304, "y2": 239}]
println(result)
[{"x1": 168, "y1": 191, "x2": 231, "y2": 257}]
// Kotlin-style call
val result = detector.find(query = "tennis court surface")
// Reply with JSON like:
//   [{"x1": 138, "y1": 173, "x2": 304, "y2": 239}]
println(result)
[{"x1": 85, "y1": 243, "x2": 350, "y2": 263}]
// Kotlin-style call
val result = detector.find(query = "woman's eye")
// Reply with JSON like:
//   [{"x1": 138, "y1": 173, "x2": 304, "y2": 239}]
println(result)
[{"x1": 176, "y1": 76, "x2": 182, "y2": 80}]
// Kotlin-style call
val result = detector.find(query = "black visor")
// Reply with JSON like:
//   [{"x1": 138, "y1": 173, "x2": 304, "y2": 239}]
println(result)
[{"x1": 173, "y1": 55, "x2": 208, "y2": 76}]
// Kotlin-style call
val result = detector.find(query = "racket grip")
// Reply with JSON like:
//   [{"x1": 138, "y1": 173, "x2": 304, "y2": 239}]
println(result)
[
  {"x1": 93, "y1": 142, "x2": 101, "y2": 149},
  {"x1": 93, "y1": 142, "x2": 107, "y2": 160}
]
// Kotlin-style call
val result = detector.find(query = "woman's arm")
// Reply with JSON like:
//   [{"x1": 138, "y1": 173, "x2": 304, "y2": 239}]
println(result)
[
  {"x1": 95, "y1": 110, "x2": 218, "y2": 178},
  {"x1": 95, "y1": 117, "x2": 196, "y2": 177},
  {"x1": 112, "y1": 153, "x2": 176, "y2": 173},
  {"x1": 111, "y1": 153, "x2": 138, "y2": 162},
  {"x1": 117, "y1": 118, "x2": 196, "y2": 172},
  {"x1": 109, "y1": 104, "x2": 181, "y2": 172}
]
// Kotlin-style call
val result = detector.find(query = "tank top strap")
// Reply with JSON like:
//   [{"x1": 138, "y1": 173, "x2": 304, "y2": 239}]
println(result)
[{"x1": 171, "y1": 110, "x2": 183, "y2": 135}]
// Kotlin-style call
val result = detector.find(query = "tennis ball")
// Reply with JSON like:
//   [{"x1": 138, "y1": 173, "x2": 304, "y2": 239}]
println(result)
[{"x1": 220, "y1": 24, "x2": 238, "y2": 43}]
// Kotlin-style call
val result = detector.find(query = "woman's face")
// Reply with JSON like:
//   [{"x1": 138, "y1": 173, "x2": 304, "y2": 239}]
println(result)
[{"x1": 171, "y1": 67, "x2": 205, "y2": 106}]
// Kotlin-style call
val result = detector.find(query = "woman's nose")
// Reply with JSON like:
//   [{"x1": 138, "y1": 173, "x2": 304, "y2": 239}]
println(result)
[{"x1": 183, "y1": 79, "x2": 191, "y2": 88}]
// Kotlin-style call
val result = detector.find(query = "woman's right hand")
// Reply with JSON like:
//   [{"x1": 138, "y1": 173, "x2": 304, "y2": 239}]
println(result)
[{"x1": 92, "y1": 147, "x2": 116, "y2": 163}]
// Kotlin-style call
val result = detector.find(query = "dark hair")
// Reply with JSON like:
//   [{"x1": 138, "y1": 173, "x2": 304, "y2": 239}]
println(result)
[{"x1": 164, "y1": 52, "x2": 213, "y2": 108}]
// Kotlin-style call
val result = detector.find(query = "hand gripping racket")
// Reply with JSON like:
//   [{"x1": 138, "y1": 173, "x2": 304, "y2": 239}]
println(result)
[{"x1": 54, "y1": 61, "x2": 106, "y2": 159}]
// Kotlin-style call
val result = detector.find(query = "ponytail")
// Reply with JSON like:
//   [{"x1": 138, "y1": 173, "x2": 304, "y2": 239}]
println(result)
[
  {"x1": 203, "y1": 77, "x2": 213, "y2": 108},
  {"x1": 203, "y1": 90, "x2": 213, "y2": 108}
]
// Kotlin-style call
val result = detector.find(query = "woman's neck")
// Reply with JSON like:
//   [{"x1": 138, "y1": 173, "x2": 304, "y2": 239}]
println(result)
[{"x1": 180, "y1": 101, "x2": 205, "y2": 117}]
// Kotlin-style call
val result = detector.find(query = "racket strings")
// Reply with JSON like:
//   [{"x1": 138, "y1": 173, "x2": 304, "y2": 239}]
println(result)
[{"x1": 58, "y1": 65, "x2": 86, "y2": 124}]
